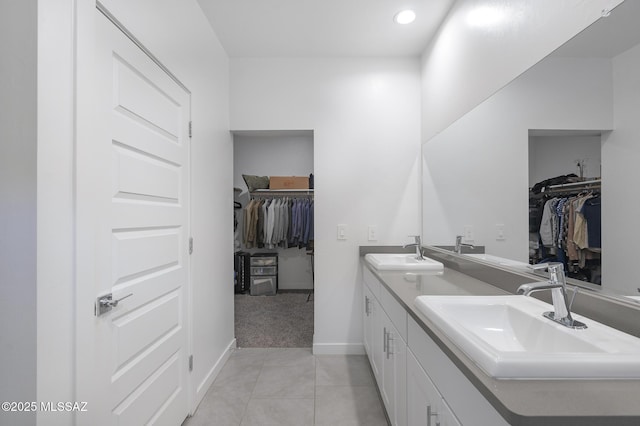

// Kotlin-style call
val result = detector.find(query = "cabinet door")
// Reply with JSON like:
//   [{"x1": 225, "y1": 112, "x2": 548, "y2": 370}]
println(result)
[
  {"x1": 372, "y1": 296, "x2": 386, "y2": 386},
  {"x1": 440, "y1": 400, "x2": 462, "y2": 426},
  {"x1": 383, "y1": 315, "x2": 407, "y2": 426},
  {"x1": 407, "y1": 350, "x2": 442, "y2": 426},
  {"x1": 408, "y1": 317, "x2": 508, "y2": 426},
  {"x1": 363, "y1": 285, "x2": 378, "y2": 378}
]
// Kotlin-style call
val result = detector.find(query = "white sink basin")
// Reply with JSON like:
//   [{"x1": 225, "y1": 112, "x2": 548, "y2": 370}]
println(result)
[
  {"x1": 414, "y1": 295, "x2": 640, "y2": 379},
  {"x1": 365, "y1": 253, "x2": 444, "y2": 271}
]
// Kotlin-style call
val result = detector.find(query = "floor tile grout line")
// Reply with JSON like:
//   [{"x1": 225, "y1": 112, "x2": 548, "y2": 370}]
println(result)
[
  {"x1": 190, "y1": 348, "x2": 386, "y2": 426},
  {"x1": 313, "y1": 354, "x2": 317, "y2": 425},
  {"x1": 237, "y1": 354, "x2": 266, "y2": 426}
]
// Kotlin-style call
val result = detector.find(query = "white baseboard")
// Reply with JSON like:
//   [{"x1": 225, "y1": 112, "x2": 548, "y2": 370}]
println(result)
[
  {"x1": 313, "y1": 342, "x2": 365, "y2": 355},
  {"x1": 191, "y1": 338, "x2": 236, "y2": 414}
]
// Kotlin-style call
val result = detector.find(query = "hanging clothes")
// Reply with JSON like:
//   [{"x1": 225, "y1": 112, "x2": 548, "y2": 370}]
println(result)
[
  {"x1": 537, "y1": 192, "x2": 600, "y2": 271},
  {"x1": 245, "y1": 194, "x2": 313, "y2": 250},
  {"x1": 581, "y1": 195, "x2": 601, "y2": 249}
]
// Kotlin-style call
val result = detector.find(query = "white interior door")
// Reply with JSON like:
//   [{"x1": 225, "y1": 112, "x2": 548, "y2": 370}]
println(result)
[{"x1": 76, "y1": 9, "x2": 191, "y2": 425}]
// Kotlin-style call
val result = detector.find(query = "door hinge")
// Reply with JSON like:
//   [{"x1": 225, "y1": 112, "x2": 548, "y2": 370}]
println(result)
[
  {"x1": 189, "y1": 355, "x2": 193, "y2": 372},
  {"x1": 189, "y1": 237, "x2": 193, "y2": 255},
  {"x1": 188, "y1": 121, "x2": 192, "y2": 138}
]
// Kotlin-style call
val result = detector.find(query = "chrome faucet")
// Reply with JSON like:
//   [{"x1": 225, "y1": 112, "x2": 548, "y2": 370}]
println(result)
[
  {"x1": 454, "y1": 235, "x2": 475, "y2": 254},
  {"x1": 517, "y1": 262, "x2": 587, "y2": 329},
  {"x1": 403, "y1": 235, "x2": 424, "y2": 260}
]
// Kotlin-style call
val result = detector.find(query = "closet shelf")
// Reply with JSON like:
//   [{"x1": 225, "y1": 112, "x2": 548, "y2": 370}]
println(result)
[
  {"x1": 531, "y1": 179, "x2": 601, "y2": 198},
  {"x1": 250, "y1": 189, "x2": 314, "y2": 197},
  {"x1": 545, "y1": 179, "x2": 601, "y2": 191}
]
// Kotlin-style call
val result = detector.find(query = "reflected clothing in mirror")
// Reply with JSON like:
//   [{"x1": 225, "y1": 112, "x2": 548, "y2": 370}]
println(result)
[{"x1": 535, "y1": 192, "x2": 600, "y2": 284}]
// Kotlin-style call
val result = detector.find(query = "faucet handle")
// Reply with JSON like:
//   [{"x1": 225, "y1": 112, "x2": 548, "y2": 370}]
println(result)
[{"x1": 567, "y1": 285, "x2": 579, "y2": 310}]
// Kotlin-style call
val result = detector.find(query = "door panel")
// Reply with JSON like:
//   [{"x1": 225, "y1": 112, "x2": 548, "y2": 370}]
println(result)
[
  {"x1": 76, "y1": 9, "x2": 190, "y2": 425},
  {"x1": 112, "y1": 353, "x2": 182, "y2": 425},
  {"x1": 112, "y1": 291, "x2": 181, "y2": 368},
  {"x1": 112, "y1": 144, "x2": 181, "y2": 202},
  {"x1": 112, "y1": 228, "x2": 181, "y2": 281},
  {"x1": 114, "y1": 54, "x2": 183, "y2": 139}
]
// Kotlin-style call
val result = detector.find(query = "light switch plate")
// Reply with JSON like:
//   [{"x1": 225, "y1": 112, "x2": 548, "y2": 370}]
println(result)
[
  {"x1": 496, "y1": 224, "x2": 506, "y2": 241},
  {"x1": 337, "y1": 224, "x2": 347, "y2": 240}
]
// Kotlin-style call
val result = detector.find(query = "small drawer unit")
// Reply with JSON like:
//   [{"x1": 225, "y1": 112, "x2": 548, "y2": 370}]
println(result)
[
  {"x1": 250, "y1": 266, "x2": 277, "y2": 275},
  {"x1": 249, "y1": 253, "x2": 278, "y2": 296}
]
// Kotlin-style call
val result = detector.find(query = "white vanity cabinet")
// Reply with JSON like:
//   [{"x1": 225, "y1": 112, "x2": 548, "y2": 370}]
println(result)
[
  {"x1": 407, "y1": 350, "x2": 461, "y2": 426},
  {"x1": 363, "y1": 268, "x2": 407, "y2": 426},
  {"x1": 363, "y1": 264, "x2": 509, "y2": 426},
  {"x1": 408, "y1": 316, "x2": 509, "y2": 426}
]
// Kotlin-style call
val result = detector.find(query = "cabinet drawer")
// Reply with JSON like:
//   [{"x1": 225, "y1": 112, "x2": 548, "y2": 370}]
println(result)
[
  {"x1": 251, "y1": 266, "x2": 277, "y2": 275},
  {"x1": 250, "y1": 276, "x2": 277, "y2": 296},
  {"x1": 380, "y1": 285, "x2": 407, "y2": 342},
  {"x1": 362, "y1": 266, "x2": 381, "y2": 300},
  {"x1": 250, "y1": 256, "x2": 277, "y2": 266}
]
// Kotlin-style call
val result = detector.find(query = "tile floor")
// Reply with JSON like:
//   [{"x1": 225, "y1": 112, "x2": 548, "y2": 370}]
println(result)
[{"x1": 183, "y1": 348, "x2": 389, "y2": 426}]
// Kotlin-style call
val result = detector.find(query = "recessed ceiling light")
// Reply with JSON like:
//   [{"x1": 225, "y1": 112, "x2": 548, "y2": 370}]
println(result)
[{"x1": 394, "y1": 10, "x2": 416, "y2": 25}]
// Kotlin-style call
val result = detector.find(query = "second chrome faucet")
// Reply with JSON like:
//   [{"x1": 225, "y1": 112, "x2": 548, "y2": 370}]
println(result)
[
  {"x1": 517, "y1": 262, "x2": 587, "y2": 329},
  {"x1": 454, "y1": 235, "x2": 474, "y2": 254}
]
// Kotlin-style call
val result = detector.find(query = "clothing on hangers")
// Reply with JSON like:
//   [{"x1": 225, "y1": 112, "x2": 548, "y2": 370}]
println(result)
[
  {"x1": 537, "y1": 191, "x2": 600, "y2": 269},
  {"x1": 243, "y1": 194, "x2": 314, "y2": 250}
]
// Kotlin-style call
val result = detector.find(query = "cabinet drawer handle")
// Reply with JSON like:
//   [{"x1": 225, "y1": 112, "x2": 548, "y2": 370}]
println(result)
[
  {"x1": 383, "y1": 327, "x2": 387, "y2": 353},
  {"x1": 365, "y1": 296, "x2": 370, "y2": 316},
  {"x1": 427, "y1": 404, "x2": 440, "y2": 426}
]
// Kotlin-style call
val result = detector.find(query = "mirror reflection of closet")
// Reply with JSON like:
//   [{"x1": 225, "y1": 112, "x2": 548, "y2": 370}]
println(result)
[{"x1": 528, "y1": 131, "x2": 602, "y2": 285}]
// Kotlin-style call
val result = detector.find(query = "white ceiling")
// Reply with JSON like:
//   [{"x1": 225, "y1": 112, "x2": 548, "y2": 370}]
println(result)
[{"x1": 196, "y1": 0, "x2": 455, "y2": 57}]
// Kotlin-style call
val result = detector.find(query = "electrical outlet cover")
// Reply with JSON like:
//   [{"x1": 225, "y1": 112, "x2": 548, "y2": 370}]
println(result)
[{"x1": 368, "y1": 225, "x2": 378, "y2": 241}]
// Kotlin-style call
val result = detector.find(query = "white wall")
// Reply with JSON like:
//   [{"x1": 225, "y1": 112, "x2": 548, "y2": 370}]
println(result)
[
  {"x1": 37, "y1": 0, "x2": 233, "y2": 420},
  {"x1": 0, "y1": 1, "x2": 37, "y2": 425},
  {"x1": 422, "y1": 57, "x2": 612, "y2": 261},
  {"x1": 603, "y1": 41, "x2": 640, "y2": 295},
  {"x1": 233, "y1": 132, "x2": 314, "y2": 192},
  {"x1": 36, "y1": 0, "x2": 76, "y2": 423},
  {"x1": 420, "y1": 0, "x2": 622, "y2": 141},
  {"x1": 234, "y1": 132, "x2": 314, "y2": 290},
  {"x1": 231, "y1": 58, "x2": 422, "y2": 353},
  {"x1": 529, "y1": 135, "x2": 602, "y2": 186}
]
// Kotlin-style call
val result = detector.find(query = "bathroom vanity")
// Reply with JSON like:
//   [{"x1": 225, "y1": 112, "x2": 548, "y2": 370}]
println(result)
[{"x1": 361, "y1": 246, "x2": 640, "y2": 426}]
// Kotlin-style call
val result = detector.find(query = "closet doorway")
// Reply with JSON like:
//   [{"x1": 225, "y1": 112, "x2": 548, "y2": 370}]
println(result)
[{"x1": 232, "y1": 130, "x2": 314, "y2": 348}]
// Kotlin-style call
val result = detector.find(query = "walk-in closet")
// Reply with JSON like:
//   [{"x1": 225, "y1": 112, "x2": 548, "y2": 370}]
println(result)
[
  {"x1": 528, "y1": 131, "x2": 602, "y2": 284},
  {"x1": 232, "y1": 130, "x2": 314, "y2": 348}
]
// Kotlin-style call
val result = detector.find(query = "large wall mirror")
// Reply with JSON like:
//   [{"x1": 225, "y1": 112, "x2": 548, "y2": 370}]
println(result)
[{"x1": 422, "y1": 0, "x2": 640, "y2": 302}]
